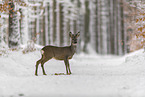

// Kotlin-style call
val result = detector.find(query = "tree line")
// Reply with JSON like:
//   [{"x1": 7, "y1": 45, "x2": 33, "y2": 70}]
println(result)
[{"x1": 0, "y1": 0, "x2": 138, "y2": 55}]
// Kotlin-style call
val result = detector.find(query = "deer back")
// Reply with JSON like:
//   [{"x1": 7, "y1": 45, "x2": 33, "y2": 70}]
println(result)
[{"x1": 42, "y1": 45, "x2": 74, "y2": 60}]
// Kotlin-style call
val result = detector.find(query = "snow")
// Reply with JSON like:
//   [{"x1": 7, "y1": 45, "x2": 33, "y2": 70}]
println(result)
[{"x1": 0, "y1": 48, "x2": 145, "y2": 97}]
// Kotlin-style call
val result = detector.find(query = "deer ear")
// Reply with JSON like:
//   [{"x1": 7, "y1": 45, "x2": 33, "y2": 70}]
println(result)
[
  {"x1": 69, "y1": 32, "x2": 72, "y2": 37},
  {"x1": 76, "y1": 32, "x2": 80, "y2": 37}
]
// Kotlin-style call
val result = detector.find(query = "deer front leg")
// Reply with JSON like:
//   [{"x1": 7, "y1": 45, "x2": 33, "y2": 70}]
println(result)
[
  {"x1": 64, "y1": 57, "x2": 69, "y2": 75},
  {"x1": 67, "y1": 60, "x2": 72, "y2": 74}
]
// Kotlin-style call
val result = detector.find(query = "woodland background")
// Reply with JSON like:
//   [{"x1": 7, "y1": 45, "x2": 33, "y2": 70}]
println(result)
[{"x1": 0, "y1": 0, "x2": 144, "y2": 55}]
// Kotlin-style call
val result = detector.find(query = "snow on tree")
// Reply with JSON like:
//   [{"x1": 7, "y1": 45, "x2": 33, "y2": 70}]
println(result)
[
  {"x1": 0, "y1": 0, "x2": 27, "y2": 48},
  {"x1": 22, "y1": 40, "x2": 36, "y2": 54},
  {"x1": 8, "y1": 0, "x2": 20, "y2": 48},
  {"x1": 0, "y1": 15, "x2": 9, "y2": 56}
]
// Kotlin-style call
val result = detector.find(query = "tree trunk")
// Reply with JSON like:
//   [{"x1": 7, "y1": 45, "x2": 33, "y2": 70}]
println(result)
[
  {"x1": 96, "y1": 0, "x2": 101, "y2": 54},
  {"x1": 89, "y1": 0, "x2": 97, "y2": 53},
  {"x1": 45, "y1": 3, "x2": 49, "y2": 45},
  {"x1": 83, "y1": 0, "x2": 90, "y2": 53},
  {"x1": 8, "y1": 0, "x2": 20, "y2": 48}
]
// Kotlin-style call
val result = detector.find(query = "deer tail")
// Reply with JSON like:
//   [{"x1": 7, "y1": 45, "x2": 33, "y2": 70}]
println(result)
[
  {"x1": 41, "y1": 50, "x2": 45, "y2": 55},
  {"x1": 40, "y1": 50, "x2": 45, "y2": 59}
]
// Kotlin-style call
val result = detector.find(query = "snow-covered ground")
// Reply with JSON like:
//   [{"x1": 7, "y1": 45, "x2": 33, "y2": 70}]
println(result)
[{"x1": 0, "y1": 48, "x2": 145, "y2": 97}]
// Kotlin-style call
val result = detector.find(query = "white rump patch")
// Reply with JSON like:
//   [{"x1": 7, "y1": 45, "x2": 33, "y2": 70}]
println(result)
[
  {"x1": 41, "y1": 50, "x2": 44, "y2": 55},
  {"x1": 73, "y1": 44, "x2": 77, "y2": 46}
]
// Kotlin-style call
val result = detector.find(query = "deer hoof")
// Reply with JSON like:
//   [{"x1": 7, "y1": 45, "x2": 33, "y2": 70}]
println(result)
[
  {"x1": 35, "y1": 74, "x2": 38, "y2": 76},
  {"x1": 43, "y1": 74, "x2": 47, "y2": 75},
  {"x1": 67, "y1": 73, "x2": 71, "y2": 75}
]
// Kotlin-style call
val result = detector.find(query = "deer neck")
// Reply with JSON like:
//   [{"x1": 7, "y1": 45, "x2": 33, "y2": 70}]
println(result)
[{"x1": 70, "y1": 43, "x2": 77, "y2": 54}]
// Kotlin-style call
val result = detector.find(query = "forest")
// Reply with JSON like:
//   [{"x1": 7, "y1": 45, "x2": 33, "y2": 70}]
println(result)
[
  {"x1": 0, "y1": 0, "x2": 144, "y2": 55},
  {"x1": 1, "y1": 0, "x2": 145, "y2": 97}
]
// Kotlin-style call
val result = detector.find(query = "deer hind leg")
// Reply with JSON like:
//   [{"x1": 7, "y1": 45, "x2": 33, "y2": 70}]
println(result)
[
  {"x1": 35, "y1": 58, "x2": 42, "y2": 76},
  {"x1": 41, "y1": 57, "x2": 52, "y2": 75}
]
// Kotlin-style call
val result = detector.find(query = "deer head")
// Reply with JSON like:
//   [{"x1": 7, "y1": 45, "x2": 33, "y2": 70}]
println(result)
[{"x1": 69, "y1": 32, "x2": 80, "y2": 45}]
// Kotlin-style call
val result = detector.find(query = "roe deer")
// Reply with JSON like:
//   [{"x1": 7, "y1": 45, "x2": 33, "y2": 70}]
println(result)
[{"x1": 35, "y1": 32, "x2": 80, "y2": 76}]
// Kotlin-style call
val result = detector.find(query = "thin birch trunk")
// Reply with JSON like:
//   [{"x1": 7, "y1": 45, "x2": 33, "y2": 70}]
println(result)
[
  {"x1": 97, "y1": 0, "x2": 101, "y2": 54},
  {"x1": 45, "y1": 3, "x2": 49, "y2": 45},
  {"x1": 114, "y1": 0, "x2": 118, "y2": 55},
  {"x1": 49, "y1": 0, "x2": 53, "y2": 45},
  {"x1": 117, "y1": 0, "x2": 123, "y2": 55},
  {"x1": 36, "y1": 6, "x2": 40, "y2": 44},
  {"x1": 56, "y1": 0, "x2": 60, "y2": 46},
  {"x1": 101, "y1": 0, "x2": 108, "y2": 54}
]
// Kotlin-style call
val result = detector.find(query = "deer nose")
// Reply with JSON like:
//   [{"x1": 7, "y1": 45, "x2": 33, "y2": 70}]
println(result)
[{"x1": 74, "y1": 41, "x2": 77, "y2": 44}]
